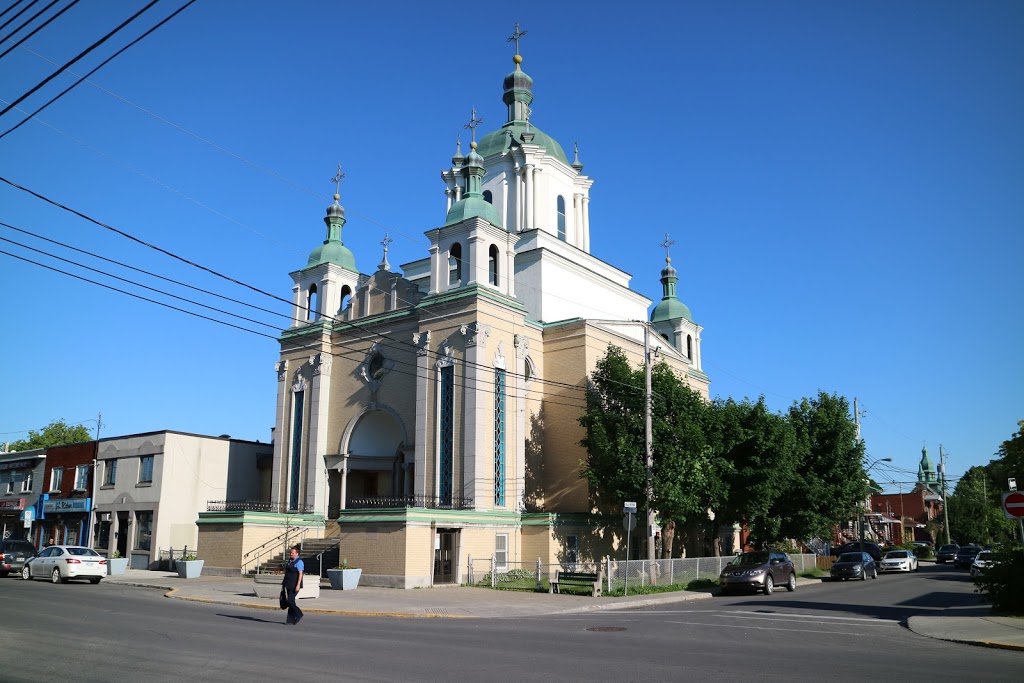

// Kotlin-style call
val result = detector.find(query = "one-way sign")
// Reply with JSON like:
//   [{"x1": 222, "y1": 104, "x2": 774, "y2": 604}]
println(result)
[{"x1": 1001, "y1": 491, "x2": 1024, "y2": 519}]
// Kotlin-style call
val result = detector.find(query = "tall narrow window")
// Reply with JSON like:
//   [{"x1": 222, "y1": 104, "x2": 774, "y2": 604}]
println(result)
[
  {"x1": 104, "y1": 460, "x2": 117, "y2": 486},
  {"x1": 135, "y1": 511, "x2": 153, "y2": 551},
  {"x1": 556, "y1": 196, "x2": 566, "y2": 241},
  {"x1": 139, "y1": 455, "x2": 154, "y2": 484},
  {"x1": 74, "y1": 465, "x2": 89, "y2": 491},
  {"x1": 494, "y1": 368, "x2": 506, "y2": 507},
  {"x1": 21, "y1": 471, "x2": 32, "y2": 493},
  {"x1": 686, "y1": 334, "x2": 692, "y2": 360},
  {"x1": 495, "y1": 533, "x2": 508, "y2": 570},
  {"x1": 439, "y1": 365, "x2": 454, "y2": 506},
  {"x1": 488, "y1": 245, "x2": 499, "y2": 286},
  {"x1": 49, "y1": 467, "x2": 63, "y2": 492},
  {"x1": 340, "y1": 285, "x2": 352, "y2": 317},
  {"x1": 290, "y1": 391, "x2": 304, "y2": 510},
  {"x1": 483, "y1": 190, "x2": 493, "y2": 204},
  {"x1": 448, "y1": 243, "x2": 462, "y2": 286},
  {"x1": 307, "y1": 284, "x2": 318, "y2": 321}
]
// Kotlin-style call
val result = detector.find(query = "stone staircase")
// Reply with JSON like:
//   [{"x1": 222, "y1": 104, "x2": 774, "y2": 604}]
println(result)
[{"x1": 249, "y1": 536, "x2": 340, "y2": 577}]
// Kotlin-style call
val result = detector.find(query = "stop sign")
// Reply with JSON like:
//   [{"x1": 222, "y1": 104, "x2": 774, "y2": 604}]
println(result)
[{"x1": 1001, "y1": 491, "x2": 1024, "y2": 519}]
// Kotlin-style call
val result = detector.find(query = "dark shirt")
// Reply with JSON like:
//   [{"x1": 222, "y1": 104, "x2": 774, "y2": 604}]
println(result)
[{"x1": 283, "y1": 557, "x2": 304, "y2": 591}]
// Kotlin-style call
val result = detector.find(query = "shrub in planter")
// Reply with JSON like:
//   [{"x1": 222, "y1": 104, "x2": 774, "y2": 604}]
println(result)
[
  {"x1": 327, "y1": 559, "x2": 361, "y2": 590},
  {"x1": 175, "y1": 554, "x2": 204, "y2": 579},
  {"x1": 107, "y1": 549, "x2": 130, "y2": 576}
]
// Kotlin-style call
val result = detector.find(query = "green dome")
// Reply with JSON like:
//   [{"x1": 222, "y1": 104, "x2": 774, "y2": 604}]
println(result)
[
  {"x1": 651, "y1": 297, "x2": 692, "y2": 323},
  {"x1": 445, "y1": 196, "x2": 502, "y2": 227},
  {"x1": 476, "y1": 122, "x2": 569, "y2": 166},
  {"x1": 306, "y1": 240, "x2": 356, "y2": 270}
]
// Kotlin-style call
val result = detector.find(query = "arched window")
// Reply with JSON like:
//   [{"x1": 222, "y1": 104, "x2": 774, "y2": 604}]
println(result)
[
  {"x1": 483, "y1": 190, "x2": 493, "y2": 204},
  {"x1": 488, "y1": 244, "x2": 499, "y2": 286},
  {"x1": 307, "y1": 284, "x2": 318, "y2": 321},
  {"x1": 686, "y1": 334, "x2": 692, "y2": 360},
  {"x1": 556, "y1": 196, "x2": 566, "y2": 241},
  {"x1": 448, "y1": 243, "x2": 462, "y2": 286},
  {"x1": 339, "y1": 285, "x2": 352, "y2": 316}
]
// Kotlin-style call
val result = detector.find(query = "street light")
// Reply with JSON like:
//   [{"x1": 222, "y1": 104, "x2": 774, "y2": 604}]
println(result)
[{"x1": 860, "y1": 457, "x2": 892, "y2": 555}]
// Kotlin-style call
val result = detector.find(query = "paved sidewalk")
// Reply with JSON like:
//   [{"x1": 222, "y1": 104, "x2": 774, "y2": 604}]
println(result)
[{"x1": 102, "y1": 570, "x2": 1024, "y2": 650}]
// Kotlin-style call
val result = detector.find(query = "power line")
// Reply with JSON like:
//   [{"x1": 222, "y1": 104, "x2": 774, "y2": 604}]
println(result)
[
  {"x1": 0, "y1": 0, "x2": 36, "y2": 32},
  {"x1": 0, "y1": 0, "x2": 162, "y2": 121},
  {"x1": 0, "y1": 0, "x2": 197, "y2": 140},
  {"x1": 0, "y1": 0, "x2": 63, "y2": 53}
]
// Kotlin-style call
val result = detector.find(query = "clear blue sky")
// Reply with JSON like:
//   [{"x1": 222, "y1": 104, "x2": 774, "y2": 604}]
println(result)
[{"x1": 1, "y1": 1, "x2": 1021, "y2": 494}]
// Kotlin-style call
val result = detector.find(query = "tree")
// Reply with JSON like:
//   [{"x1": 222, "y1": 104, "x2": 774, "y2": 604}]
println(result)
[
  {"x1": 579, "y1": 347, "x2": 719, "y2": 554},
  {"x1": 989, "y1": 420, "x2": 1024, "y2": 494},
  {"x1": 8, "y1": 419, "x2": 93, "y2": 451},
  {"x1": 776, "y1": 392, "x2": 865, "y2": 542},
  {"x1": 710, "y1": 397, "x2": 800, "y2": 549},
  {"x1": 947, "y1": 466, "x2": 1012, "y2": 546}
]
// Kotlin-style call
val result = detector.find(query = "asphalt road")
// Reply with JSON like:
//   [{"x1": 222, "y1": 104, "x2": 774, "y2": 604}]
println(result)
[{"x1": 1, "y1": 562, "x2": 1018, "y2": 682}]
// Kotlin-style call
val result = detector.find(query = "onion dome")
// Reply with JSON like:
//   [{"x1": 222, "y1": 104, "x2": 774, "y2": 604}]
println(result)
[
  {"x1": 650, "y1": 256, "x2": 693, "y2": 323},
  {"x1": 306, "y1": 193, "x2": 357, "y2": 270},
  {"x1": 445, "y1": 141, "x2": 502, "y2": 227}
]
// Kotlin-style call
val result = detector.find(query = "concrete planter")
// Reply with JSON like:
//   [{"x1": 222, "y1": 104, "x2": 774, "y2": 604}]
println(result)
[
  {"x1": 107, "y1": 558, "x2": 129, "y2": 576},
  {"x1": 327, "y1": 568, "x2": 361, "y2": 590},
  {"x1": 175, "y1": 559, "x2": 204, "y2": 579}
]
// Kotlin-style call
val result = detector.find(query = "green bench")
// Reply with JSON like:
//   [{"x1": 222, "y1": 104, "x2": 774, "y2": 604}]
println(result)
[{"x1": 551, "y1": 570, "x2": 602, "y2": 596}]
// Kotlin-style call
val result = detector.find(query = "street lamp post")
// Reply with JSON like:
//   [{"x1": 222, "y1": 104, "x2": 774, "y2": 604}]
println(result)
[{"x1": 861, "y1": 457, "x2": 892, "y2": 556}]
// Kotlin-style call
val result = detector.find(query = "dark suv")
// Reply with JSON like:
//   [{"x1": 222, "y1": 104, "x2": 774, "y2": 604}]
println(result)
[
  {"x1": 832, "y1": 541, "x2": 883, "y2": 563},
  {"x1": 0, "y1": 539, "x2": 38, "y2": 577},
  {"x1": 936, "y1": 544, "x2": 960, "y2": 564},
  {"x1": 953, "y1": 545, "x2": 983, "y2": 569},
  {"x1": 719, "y1": 550, "x2": 797, "y2": 595}
]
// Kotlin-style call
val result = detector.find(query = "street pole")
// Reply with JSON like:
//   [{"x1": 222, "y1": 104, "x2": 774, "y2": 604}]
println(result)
[
  {"x1": 643, "y1": 324, "x2": 655, "y2": 561},
  {"x1": 88, "y1": 412, "x2": 103, "y2": 549},
  {"x1": 940, "y1": 445, "x2": 951, "y2": 545}
]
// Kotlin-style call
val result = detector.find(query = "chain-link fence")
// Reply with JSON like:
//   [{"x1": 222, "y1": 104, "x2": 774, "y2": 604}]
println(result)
[{"x1": 466, "y1": 553, "x2": 826, "y2": 594}]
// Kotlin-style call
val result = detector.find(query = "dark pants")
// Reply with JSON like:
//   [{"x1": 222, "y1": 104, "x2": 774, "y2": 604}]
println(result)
[{"x1": 285, "y1": 586, "x2": 303, "y2": 624}]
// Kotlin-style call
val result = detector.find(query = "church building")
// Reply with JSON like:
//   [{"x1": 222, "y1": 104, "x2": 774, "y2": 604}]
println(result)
[{"x1": 262, "y1": 41, "x2": 708, "y2": 587}]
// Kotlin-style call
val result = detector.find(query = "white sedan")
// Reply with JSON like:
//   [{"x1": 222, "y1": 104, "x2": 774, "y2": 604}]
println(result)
[
  {"x1": 879, "y1": 549, "x2": 919, "y2": 573},
  {"x1": 22, "y1": 545, "x2": 107, "y2": 584}
]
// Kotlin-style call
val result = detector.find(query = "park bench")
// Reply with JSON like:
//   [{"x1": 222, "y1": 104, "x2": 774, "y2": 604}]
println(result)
[{"x1": 550, "y1": 570, "x2": 602, "y2": 597}]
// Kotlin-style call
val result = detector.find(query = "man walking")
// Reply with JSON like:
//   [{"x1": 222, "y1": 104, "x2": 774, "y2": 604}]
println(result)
[{"x1": 282, "y1": 545, "x2": 304, "y2": 625}]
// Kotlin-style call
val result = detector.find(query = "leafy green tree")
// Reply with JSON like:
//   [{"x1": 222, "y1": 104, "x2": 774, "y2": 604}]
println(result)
[
  {"x1": 579, "y1": 347, "x2": 719, "y2": 551},
  {"x1": 710, "y1": 397, "x2": 799, "y2": 549},
  {"x1": 989, "y1": 420, "x2": 1024, "y2": 495},
  {"x1": 948, "y1": 466, "x2": 1013, "y2": 546},
  {"x1": 777, "y1": 392, "x2": 865, "y2": 542},
  {"x1": 8, "y1": 419, "x2": 93, "y2": 451}
]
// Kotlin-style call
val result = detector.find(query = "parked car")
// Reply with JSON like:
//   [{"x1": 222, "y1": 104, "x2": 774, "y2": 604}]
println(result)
[
  {"x1": 22, "y1": 545, "x2": 106, "y2": 584},
  {"x1": 832, "y1": 541, "x2": 883, "y2": 563},
  {"x1": 0, "y1": 539, "x2": 38, "y2": 578},
  {"x1": 718, "y1": 550, "x2": 797, "y2": 595},
  {"x1": 953, "y1": 545, "x2": 983, "y2": 569},
  {"x1": 830, "y1": 552, "x2": 878, "y2": 581},
  {"x1": 936, "y1": 544, "x2": 960, "y2": 564},
  {"x1": 880, "y1": 549, "x2": 919, "y2": 573},
  {"x1": 970, "y1": 550, "x2": 995, "y2": 578}
]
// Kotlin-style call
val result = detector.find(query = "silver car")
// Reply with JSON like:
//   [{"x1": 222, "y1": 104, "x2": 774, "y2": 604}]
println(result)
[
  {"x1": 880, "y1": 549, "x2": 919, "y2": 573},
  {"x1": 22, "y1": 545, "x2": 107, "y2": 584}
]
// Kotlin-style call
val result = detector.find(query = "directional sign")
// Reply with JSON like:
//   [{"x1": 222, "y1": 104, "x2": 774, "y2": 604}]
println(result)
[{"x1": 1001, "y1": 491, "x2": 1024, "y2": 519}]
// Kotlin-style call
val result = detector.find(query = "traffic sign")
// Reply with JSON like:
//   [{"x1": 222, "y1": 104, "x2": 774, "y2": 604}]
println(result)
[
  {"x1": 1001, "y1": 491, "x2": 1024, "y2": 519},
  {"x1": 623, "y1": 512, "x2": 636, "y2": 532},
  {"x1": 624, "y1": 501, "x2": 637, "y2": 513}
]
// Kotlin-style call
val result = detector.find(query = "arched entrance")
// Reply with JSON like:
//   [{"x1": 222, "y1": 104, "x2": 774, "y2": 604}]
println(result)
[{"x1": 329, "y1": 408, "x2": 410, "y2": 514}]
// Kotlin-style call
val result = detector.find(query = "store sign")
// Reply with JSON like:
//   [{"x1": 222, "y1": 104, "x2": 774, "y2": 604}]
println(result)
[
  {"x1": 43, "y1": 498, "x2": 90, "y2": 513},
  {"x1": 0, "y1": 458, "x2": 36, "y2": 472},
  {"x1": 0, "y1": 498, "x2": 25, "y2": 510}
]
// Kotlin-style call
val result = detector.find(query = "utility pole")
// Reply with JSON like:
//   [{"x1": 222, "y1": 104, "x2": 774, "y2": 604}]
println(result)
[
  {"x1": 643, "y1": 324, "x2": 655, "y2": 561},
  {"x1": 940, "y1": 445, "x2": 951, "y2": 545},
  {"x1": 88, "y1": 412, "x2": 103, "y2": 549}
]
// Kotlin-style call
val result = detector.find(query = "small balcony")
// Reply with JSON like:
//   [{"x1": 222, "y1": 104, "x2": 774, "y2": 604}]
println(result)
[
  {"x1": 345, "y1": 495, "x2": 474, "y2": 511},
  {"x1": 206, "y1": 500, "x2": 315, "y2": 514}
]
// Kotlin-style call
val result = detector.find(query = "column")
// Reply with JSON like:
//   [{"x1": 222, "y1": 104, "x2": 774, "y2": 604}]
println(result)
[
  {"x1": 460, "y1": 324, "x2": 489, "y2": 509},
  {"x1": 530, "y1": 166, "x2": 541, "y2": 231},
  {"x1": 573, "y1": 193, "x2": 583, "y2": 248},
  {"x1": 582, "y1": 196, "x2": 591, "y2": 252},
  {"x1": 523, "y1": 164, "x2": 534, "y2": 231},
  {"x1": 305, "y1": 353, "x2": 332, "y2": 516},
  {"x1": 412, "y1": 331, "x2": 432, "y2": 499},
  {"x1": 272, "y1": 360, "x2": 289, "y2": 504}
]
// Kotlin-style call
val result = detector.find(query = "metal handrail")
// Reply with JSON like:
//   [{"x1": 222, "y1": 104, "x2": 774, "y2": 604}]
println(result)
[
  {"x1": 242, "y1": 526, "x2": 307, "y2": 575},
  {"x1": 313, "y1": 538, "x2": 342, "y2": 580}
]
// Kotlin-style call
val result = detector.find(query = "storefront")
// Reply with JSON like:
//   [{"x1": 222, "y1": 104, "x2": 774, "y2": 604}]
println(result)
[
  {"x1": 0, "y1": 497, "x2": 28, "y2": 540},
  {"x1": 35, "y1": 497, "x2": 91, "y2": 547}
]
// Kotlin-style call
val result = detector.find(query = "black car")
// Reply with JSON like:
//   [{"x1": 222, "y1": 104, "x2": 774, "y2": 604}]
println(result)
[
  {"x1": 0, "y1": 539, "x2": 38, "y2": 577},
  {"x1": 953, "y1": 545, "x2": 983, "y2": 569},
  {"x1": 936, "y1": 544, "x2": 960, "y2": 564},
  {"x1": 830, "y1": 552, "x2": 878, "y2": 581},
  {"x1": 832, "y1": 541, "x2": 883, "y2": 563}
]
